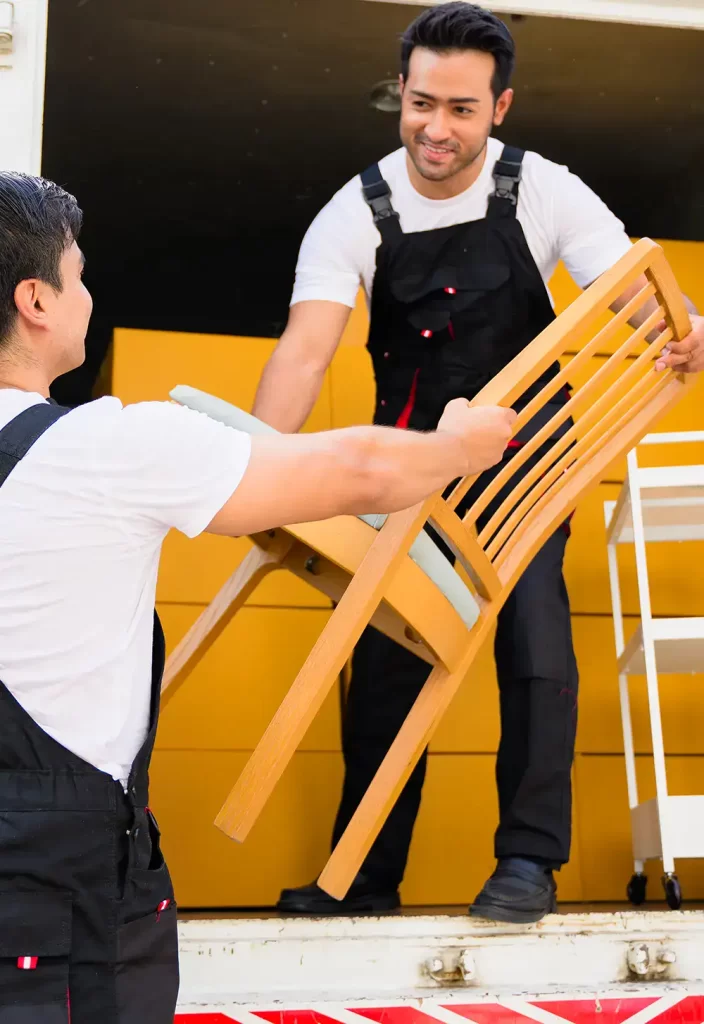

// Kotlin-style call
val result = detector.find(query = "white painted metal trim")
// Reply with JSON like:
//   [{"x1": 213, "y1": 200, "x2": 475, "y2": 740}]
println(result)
[
  {"x1": 176, "y1": 911, "x2": 704, "y2": 1007},
  {"x1": 360, "y1": 0, "x2": 704, "y2": 31},
  {"x1": 637, "y1": 465, "x2": 704, "y2": 489},
  {"x1": 640, "y1": 432, "x2": 704, "y2": 446},
  {"x1": 0, "y1": 0, "x2": 49, "y2": 173},
  {"x1": 625, "y1": 448, "x2": 674, "y2": 870},
  {"x1": 618, "y1": 617, "x2": 704, "y2": 675},
  {"x1": 632, "y1": 796, "x2": 704, "y2": 862},
  {"x1": 605, "y1": 502, "x2": 640, "y2": 813}
]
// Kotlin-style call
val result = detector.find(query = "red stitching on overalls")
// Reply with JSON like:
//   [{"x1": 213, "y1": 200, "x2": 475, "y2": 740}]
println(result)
[{"x1": 395, "y1": 369, "x2": 420, "y2": 430}]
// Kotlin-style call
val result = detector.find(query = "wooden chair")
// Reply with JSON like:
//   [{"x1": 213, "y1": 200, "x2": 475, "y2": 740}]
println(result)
[{"x1": 162, "y1": 238, "x2": 694, "y2": 900}]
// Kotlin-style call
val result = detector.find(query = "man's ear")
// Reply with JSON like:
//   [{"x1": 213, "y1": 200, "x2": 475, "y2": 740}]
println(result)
[
  {"x1": 493, "y1": 88, "x2": 514, "y2": 127},
  {"x1": 398, "y1": 72, "x2": 405, "y2": 98},
  {"x1": 13, "y1": 279, "x2": 50, "y2": 329}
]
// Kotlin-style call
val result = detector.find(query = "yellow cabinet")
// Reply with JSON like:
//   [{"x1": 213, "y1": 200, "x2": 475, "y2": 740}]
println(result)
[
  {"x1": 403, "y1": 754, "x2": 583, "y2": 905},
  {"x1": 574, "y1": 754, "x2": 704, "y2": 901},
  {"x1": 150, "y1": 750, "x2": 344, "y2": 907},
  {"x1": 157, "y1": 530, "x2": 330, "y2": 606},
  {"x1": 573, "y1": 615, "x2": 704, "y2": 755},
  {"x1": 157, "y1": 603, "x2": 340, "y2": 753}
]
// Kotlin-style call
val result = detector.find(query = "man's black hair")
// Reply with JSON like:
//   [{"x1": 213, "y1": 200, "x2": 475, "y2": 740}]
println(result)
[
  {"x1": 400, "y1": 2, "x2": 516, "y2": 101},
  {"x1": 0, "y1": 172, "x2": 83, "y2": 347}
]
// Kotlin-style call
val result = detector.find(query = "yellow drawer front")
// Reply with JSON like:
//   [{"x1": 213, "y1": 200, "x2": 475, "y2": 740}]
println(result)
[
  {"x1": 156, "y1": 604, "x2": 341, "y2": 753},
  {"x1": 565, "y1": 483, "x2": 704, "y2": 617},
  {"x1": 574, "y1": 754, "x2": 704, "y2": 901},
  {"x1": 150, "y1": 749, "x2": 343, "y2": 907},
  {"x1": 574, "y1": 614, "x2": 704, "y2": 755},
  {"x1": 429, "y1": 625, "x2": 499, "y2": 754},
  {"x1": 156, "y1": 530, "x2": 330, "y2": 607},
  {"x1": 112, "y1": 328, "x2": 331, "y2": 431},
  {"x1": 403, "y1": 754, "x2": 583, "y2": 904}
]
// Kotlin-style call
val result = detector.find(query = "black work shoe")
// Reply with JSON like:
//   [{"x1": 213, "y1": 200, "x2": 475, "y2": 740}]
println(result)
[
  {"x1": 469, "y1": 857, "x2": 558, "y2": 924},
  {"x1": 276, "y1": 872, "x2": 400, "y2": 915}
]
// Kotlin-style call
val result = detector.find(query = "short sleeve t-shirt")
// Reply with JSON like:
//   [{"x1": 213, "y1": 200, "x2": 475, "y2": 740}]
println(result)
[
  {"x1": 0, "y1": 391, "x2": 252, "y2": 785},
  {"x1": 290, "y1": 136, "x2": 633, "y2": 309}
]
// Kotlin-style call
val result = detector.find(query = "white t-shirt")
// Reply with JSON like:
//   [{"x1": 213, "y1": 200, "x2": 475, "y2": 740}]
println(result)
[
  {"x1": 291, "y1": 136, "x2": 633, "y2": 309},
  {"x1": 0, "y1": 390, "x2": 252, "y2": 786}
]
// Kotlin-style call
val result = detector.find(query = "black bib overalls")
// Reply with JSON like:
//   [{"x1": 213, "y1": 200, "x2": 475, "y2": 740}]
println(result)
[
  {"x1": 0, "y1": 403, "x2": 179, "y2": 1023},
  {"x1": 332, "y1": 147, "x2": 579, "y2": 884}
]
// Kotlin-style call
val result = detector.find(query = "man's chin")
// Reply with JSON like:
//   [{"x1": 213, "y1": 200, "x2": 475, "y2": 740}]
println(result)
[{"x1": 412, "y1": 154, "x2": 459, "y2": 182}]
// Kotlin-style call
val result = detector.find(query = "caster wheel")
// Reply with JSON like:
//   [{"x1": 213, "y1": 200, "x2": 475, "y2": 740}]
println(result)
[
  {"x1": 627, "y1": 872, "x2": 647, "y2": 906},
  {"x1": 662, "y1": 873, "x2": 682, "y2": 910}
]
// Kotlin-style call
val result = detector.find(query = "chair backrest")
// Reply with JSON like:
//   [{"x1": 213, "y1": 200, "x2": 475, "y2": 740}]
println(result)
[
  {"x1": 414, "y1": 237, "x2": 694, "y2": 610},
  {"x1": 170, "y1": 239, "x2": 692, "y2": 664}
]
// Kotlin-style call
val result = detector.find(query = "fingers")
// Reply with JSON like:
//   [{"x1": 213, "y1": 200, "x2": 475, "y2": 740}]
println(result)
[{"x1": 654, "y1": 336, "x2": 696, "y2": 373}]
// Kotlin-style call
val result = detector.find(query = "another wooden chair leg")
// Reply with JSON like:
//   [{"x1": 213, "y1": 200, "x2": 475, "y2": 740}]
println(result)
[
  {"x1": 160, "y1": 535, "x2": 292, "y2": 707},
  {"x1": 317, "y1": 619, "x2": 493, "y2": 900},
  {"x1": 214, "y1": 501, "x2": 433, "y2": 843}
]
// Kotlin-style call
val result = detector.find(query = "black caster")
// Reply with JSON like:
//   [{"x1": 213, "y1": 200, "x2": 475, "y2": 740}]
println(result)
[
  {"x1": 627, "y1": 872, "x2": 648, "y2": 906},
  {"x1": 662, "y1": 873, "x2": 682, "y2": 910}
]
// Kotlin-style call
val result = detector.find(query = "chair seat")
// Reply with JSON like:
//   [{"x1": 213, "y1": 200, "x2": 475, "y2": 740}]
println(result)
[{"x1": 170, "y1": 385, "x2": 480, "y2": 628}]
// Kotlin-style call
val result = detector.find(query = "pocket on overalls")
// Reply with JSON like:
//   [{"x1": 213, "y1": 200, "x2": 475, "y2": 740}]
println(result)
[
  {"x1": 115, "y1": 899, "x2": 179, "y2": 1024},
  {"x1": 0, "y1": 891, "x2": 71, "y2": 1023}
]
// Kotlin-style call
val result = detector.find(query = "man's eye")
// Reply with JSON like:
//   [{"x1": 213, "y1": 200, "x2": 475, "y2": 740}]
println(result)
[{"x1": 413, "y1": 101, "x2": 430, "y2": 109}]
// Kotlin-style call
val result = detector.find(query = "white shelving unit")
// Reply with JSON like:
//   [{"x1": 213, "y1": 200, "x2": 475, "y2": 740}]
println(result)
[{"x1": 604, "y1": 432, "x2": 704, "y2": 909}]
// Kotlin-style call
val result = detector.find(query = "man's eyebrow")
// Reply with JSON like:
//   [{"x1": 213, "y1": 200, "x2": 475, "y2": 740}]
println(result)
[{"x1": 410, "y1": 89, "x2": 480, "y2": 103}]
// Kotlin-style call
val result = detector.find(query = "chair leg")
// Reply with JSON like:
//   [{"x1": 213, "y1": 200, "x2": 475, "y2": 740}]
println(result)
[
  {"x1": 214, "y1": 501, "x2": 434, "y2": 843},
  {"x1": 317, "y1": 618, "x2": 493, "y2": 900},
  {"x1": 160, "y1": 536, "x2": 292, "y2": 707}
]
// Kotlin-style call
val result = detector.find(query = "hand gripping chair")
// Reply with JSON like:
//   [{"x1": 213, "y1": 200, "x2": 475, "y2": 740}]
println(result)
[{"x1": 160, "y1": 238, "x2": 694, "y2": 900}]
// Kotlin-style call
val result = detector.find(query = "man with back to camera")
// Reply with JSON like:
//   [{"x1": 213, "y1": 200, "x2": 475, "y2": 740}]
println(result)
[
  {"x1": 252, "y1": 2, "x2": 704, "y2": 922},
  {"x1": 0, "y1": 170, "x2": 516, "y2": 1023}
]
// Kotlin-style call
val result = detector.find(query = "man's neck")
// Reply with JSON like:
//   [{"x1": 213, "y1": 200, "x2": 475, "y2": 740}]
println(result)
[
  {"x1": 0, "y1": 365, "x2": 50, "y2": 398},
  {"x1": 405, "y1": 143, "x2": 488, "y2": 201}
]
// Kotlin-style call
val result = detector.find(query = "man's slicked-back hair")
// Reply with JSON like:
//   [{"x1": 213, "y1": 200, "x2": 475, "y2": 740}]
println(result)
[
  {"x1": 0, "y1": 172, "x2": 83, "y2": 347},
  {"x1": 400, "y1": 2, "x2": 516, "y2": 101}
]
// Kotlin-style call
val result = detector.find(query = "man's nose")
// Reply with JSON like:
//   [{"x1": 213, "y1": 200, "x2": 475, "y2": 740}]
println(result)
[{"x1": 423, "y1": 107, "x2": 452, "y2": 143}]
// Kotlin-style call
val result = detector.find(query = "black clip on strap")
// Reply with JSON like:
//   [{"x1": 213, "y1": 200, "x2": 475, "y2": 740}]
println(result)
[
  {"x1": 363, "y1": 179, "x2": 400, "y2": 225},
  {"x1": 492, "y1": 153, "x2": 523, "y2": 207},
  {"x1": 360, "y1": 165, "x2": 403, "y2": 242}
]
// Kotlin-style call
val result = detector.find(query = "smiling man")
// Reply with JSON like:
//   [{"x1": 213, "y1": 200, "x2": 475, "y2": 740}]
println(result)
[{"x1": 252, "y1": 2, "x2": 703, "y2": 923}]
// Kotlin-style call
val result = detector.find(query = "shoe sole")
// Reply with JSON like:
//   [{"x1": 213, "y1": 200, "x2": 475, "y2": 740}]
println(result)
[
  {"x1": 468, "y1": 897, "x2": 558, "y2": 925},
  {"x1": 276, "y1": 896, "x2": 400, "y2": 916}
]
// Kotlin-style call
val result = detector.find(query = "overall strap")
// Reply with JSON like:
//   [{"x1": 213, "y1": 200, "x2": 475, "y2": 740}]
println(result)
[
  {"x1": 360, "y1": 163, "x2": 404, "y2": 244},
  {"x1": 488, "y1": 145, "x2": 525, "y2": 219},
  {"x1": 0, "y1": 402, "x2": 71, "y2": 488}
]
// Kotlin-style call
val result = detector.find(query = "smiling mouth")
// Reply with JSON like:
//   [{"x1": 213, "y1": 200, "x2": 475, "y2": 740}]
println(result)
[{"x1": 419, "y1": 141, "x2": 456, "y2": 160}]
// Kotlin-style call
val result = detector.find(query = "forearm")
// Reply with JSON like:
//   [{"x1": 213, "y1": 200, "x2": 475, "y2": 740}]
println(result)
[
  {"x1": 252, "y1": 346, "x2": 325, "y2": 432},
  {"x1": 207, "y1": 401, "x2": 513, "y2": 537},
  {"x1": 349, "y1": 426, "x2": 471, "y2": 515}
]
